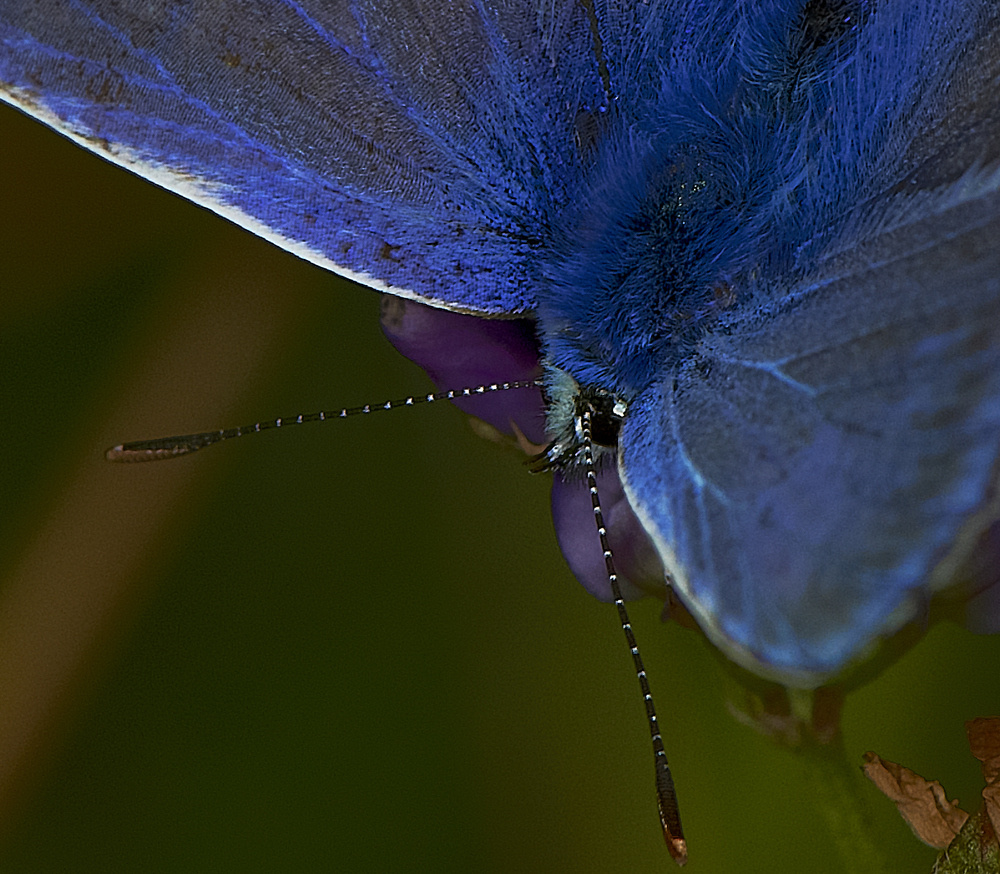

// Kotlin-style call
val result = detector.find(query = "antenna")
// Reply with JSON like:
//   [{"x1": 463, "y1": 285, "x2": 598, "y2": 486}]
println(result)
[
  {"x1": 579, "y1": 406, "x2": 687, "y2": 866},
  {"x1": 105, "y1": 375, "x2": 687, "y2": 862},
  {"x1": 105, "y1": 380, "x2": 541, "y2": 462}
]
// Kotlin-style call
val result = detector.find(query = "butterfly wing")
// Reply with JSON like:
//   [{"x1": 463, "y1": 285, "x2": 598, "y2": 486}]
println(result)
[
  {"x1": 0, "y1": 0, "x2": 605, "y2": 314},
  {"x1": 619, "y1": 6, "x2": 1000, "y2": 682}
]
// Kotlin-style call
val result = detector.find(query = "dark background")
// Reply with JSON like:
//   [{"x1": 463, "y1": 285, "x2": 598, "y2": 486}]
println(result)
[{"x1": 1, "y1": 100, "x2": 998, "y2": 873}]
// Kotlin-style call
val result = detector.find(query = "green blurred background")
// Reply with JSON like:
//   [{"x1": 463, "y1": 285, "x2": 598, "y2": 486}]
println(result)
[{"x1": 1, "y1": 101, "x2": 999, "y2": 873}]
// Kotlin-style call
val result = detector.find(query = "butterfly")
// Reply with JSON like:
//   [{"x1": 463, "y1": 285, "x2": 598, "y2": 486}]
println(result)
[{"x1": 2, "y1": 0, "x2": 999, "y2": 869}]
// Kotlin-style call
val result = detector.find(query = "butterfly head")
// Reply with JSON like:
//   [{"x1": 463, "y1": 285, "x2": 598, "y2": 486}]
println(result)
[{"x1": 532, "y1": 365, "x2": 628, "y2": 474}]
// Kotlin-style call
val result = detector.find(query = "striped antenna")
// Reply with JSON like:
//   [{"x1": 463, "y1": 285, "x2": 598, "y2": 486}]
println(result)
[
  {"x1": 579, "y1": 406, "x2": 687, "y2": 866},
  {"x1": 106, "y1": 379, "x2": 540, "y2": 462}
]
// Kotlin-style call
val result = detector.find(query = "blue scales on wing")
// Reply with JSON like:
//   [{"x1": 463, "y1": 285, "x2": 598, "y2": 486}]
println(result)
[
  {"x1": 609, "y1": 2, "x2": 1000, "y2": 681},
  {"x1": 0, "y1": 0, "x2": 606, "y2": 314}
]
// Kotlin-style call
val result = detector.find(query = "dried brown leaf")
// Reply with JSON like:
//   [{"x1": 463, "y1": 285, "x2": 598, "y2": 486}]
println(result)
[
  {"x1": 967, "y1": 718, "x2": 1000, "y2": 784},
  {"x1": 967, "y1": 718, "x2": 1000, "y2": 848},
  {"x1": 863, "y1": 752, "x2": 969, "y2": 848}
]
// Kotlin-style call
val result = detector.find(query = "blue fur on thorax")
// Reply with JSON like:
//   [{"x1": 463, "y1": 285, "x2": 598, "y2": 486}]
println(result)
[{"x1": 536, "y1": 0, "x2": 974, "y2": 398}]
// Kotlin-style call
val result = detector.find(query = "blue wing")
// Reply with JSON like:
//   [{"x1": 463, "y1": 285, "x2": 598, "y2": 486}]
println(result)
[
  {"x1": 618, "y1": 3, "x2": 1000, "y2": 682},
  {"x1": 0, "y1": 0, "x2": 605, "y2": 314}
]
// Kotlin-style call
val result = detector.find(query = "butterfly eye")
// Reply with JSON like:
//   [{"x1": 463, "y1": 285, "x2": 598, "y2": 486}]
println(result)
[
  {"x1": 581, "y1": 392, "x2": 627, "y2": 449},
  {"x1": 534, "y1": 366, "x2": 629, "y2": 472}
]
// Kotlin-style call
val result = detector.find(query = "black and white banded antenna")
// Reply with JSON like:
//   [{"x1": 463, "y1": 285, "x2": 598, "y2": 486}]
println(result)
[
  {"x1": 578, "y1": 405, "x2": 687, "y2": 866},
  {"x1": 105, "y1": 380, "x2": 541, "y2": 462},
  {"x1": 105, "y1": 375, "x2": 687, "y2": 862}
]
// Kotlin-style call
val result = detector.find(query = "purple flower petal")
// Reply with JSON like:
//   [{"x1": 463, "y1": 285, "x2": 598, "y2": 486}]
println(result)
[
  {"x1": 551, "y1": 467, "x2": 667, "y2": 602},
  {"x1": 380, "y1": 295, "x2": 546, "y2": 444}
]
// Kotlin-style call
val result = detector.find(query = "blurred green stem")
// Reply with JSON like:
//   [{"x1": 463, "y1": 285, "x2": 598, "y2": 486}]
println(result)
[{"x1": 797, "y1": 727, "x2": 890, "y2": 873}]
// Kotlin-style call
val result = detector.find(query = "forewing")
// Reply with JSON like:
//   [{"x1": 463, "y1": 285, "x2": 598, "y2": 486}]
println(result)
[
  {"x1": 0, "y1": 0, "x2": 603, "y2": 314},
  {"x1": 619, "y1": 8, "x2": 1000, "y2": 682}
]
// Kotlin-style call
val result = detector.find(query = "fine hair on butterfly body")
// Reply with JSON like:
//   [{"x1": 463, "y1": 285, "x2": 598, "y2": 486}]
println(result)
[{"x1": 2, "y1": 0, "x2": 1000, "y2": 869}]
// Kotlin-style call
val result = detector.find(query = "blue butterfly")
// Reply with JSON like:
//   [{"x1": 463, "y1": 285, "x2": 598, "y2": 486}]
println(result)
[
  {"x1": 2, "y1": 0, "x2": 999, "y2": 837},
  {"x1": 3, "y1": 0, "x2": 998, "y2": 681}
]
